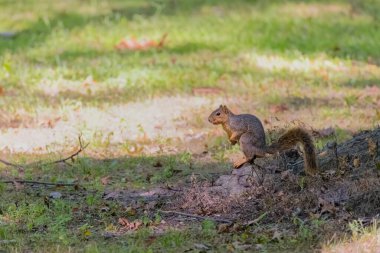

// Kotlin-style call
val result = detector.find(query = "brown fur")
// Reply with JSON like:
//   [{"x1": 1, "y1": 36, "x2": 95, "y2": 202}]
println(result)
[
  {"x1": 265, "y1": 128, "x2": 318, "y2": 175},
  {"x1": 208, "y1": 105, "x2": 318, "y2": 176}
]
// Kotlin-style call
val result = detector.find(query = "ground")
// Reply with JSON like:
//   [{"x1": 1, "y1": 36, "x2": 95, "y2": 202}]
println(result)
[{"x1": 0, "y1": 0, "x2": 380, "y2": 252}]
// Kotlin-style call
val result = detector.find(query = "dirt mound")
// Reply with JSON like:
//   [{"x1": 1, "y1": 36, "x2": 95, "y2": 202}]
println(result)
[{"x1": 107, "y1": 128, "x2": 380, "y2": 245}]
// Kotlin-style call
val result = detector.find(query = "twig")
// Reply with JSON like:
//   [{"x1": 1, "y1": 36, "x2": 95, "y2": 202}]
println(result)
[
  {"x1": 0, "y1": 135, "x2": 89, "y2": 169},
  {"x1": 0, "y1": 180, "x2": 76, "y2": 186},
  {"x1": 243, "y1": 211, "x2": 268, "y2": 226},
  {"x1": 43, "y1": 135, "x2": 89, "y2": 166},
  {"x1": 159, "y1": 210, "x2": 233, "y2": 224},
  {"x1": 0, "y1": 158, "x2": 24, "y2": 169}
]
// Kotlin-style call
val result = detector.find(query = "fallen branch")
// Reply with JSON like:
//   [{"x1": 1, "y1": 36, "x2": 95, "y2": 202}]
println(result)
[
  {"x1": 0, "y1": 135, "x2": 89, "y2": 169},
  {"x1": 0, "y1": 180, "x2": 76, "y2": 186},
  {"x1": 243, "y1": 211, "x2": 268, "y2": 226},
  {"x1": 39, "y1": 135, "x2": 89, "y2": 166},
  {"x1": 159, "y1": 210, "x2": 233, "y2": 224},
  {"x1": 0, "y1": 158, "x2": 24, "y2": 169}
]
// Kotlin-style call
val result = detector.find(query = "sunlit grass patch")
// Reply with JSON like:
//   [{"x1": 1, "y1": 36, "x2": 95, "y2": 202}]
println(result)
[
  {"x1": 278, "y1": 2, "x2": 351, "y2": 19},
  {"x1": 323, "y1": 220, "x2": 380, "y2": 253}
]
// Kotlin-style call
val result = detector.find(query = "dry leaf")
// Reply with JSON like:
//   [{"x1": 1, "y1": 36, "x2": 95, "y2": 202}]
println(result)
[
  {"x1": 101, "y1": 176, "x2": 111, "y2": 185},
  {"x1": 118, "y1": 218, "x2": 142, "y2": 231},
  {"x1": 318, "y1": 197, "x2": 337, "y2": 215},
  {"x1": 115, "y1": 33, "x2": 168, "y2": 51},
  {"x1": 353, "y1": 157, "x2": 360, "y2": 168}
]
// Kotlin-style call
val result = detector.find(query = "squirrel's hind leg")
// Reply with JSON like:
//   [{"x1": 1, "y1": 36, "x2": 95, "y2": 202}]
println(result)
[{"x1": 233, "y1": 133, "x2": 266, "y2": 169}]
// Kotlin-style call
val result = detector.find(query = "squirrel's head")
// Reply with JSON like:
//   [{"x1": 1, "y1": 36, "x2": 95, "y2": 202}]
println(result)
[{"x1": 208, "y1": 105, "x2": 230, "y2": 125}]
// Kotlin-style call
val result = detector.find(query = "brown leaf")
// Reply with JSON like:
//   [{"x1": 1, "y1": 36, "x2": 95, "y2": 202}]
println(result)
[
  {"x1": 0, "y1": 86, "x2": 5, "y2": 96},
  {"x1": 101, "y1": 176, "x2": 111, "y2": 185},
  {"x1": 318, "y1": 197, "x2": 337, "y2": 215},
  {"x1": 353, "y1": 157, "x2": 360, "y2": 168},
  {"x1": 118, "y1": 218, "x2": 142, "y2": 231},
  {"x1": 115, "y1": 33, "x2": 168, "y2": 51}
]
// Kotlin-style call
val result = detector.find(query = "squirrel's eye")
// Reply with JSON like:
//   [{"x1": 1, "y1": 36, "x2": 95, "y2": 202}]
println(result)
[{"x1": 216, "y1": 112, "x2": 221, "y2": 116}]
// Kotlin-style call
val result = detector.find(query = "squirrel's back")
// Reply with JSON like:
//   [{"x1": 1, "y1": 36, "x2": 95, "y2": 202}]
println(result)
[{"x1": 230, "y1": 114, "x2": 266, "y2": 145}]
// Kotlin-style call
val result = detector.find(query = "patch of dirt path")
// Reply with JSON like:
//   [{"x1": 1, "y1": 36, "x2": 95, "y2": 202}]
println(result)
[{"x1": 0, "y1": 96, "x2": 223, "y2": 153}]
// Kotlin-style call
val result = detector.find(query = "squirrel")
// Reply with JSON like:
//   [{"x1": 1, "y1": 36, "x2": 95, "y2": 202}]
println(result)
[{"x1": 208, "y1": 105, "x2": 318, "y2": 176}]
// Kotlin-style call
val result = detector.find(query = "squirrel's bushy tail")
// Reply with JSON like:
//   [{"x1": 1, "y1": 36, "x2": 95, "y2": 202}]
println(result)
[{"x1": 265, "y1": 128, "x2": 318, "y2": 176}]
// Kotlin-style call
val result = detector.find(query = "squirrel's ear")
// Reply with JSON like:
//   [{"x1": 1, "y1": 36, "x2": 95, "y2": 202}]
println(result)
[
  {"x1": 222, "y1": 105, "x2": 229, "y2": 113},
  {"x1": 219, "y1": 104, "x2": 223, "y2": 109}
]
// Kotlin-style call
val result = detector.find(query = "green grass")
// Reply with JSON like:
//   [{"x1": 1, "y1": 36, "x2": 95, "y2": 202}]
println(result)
[
  {"x1": 1, "y1": 0, "x2": 380, "y2": 108},
  {"x1": 0, "y1": 0, "x2": 380, "y2": 252}
]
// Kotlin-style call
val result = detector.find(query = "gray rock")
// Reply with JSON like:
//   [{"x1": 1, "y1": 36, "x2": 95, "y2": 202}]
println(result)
[
  {"x1": 212, "y1": 164, "x2": 264, "y2": 196},
  {"x1": 49, "y1": 191, "x2": 62, "y2": 199}
]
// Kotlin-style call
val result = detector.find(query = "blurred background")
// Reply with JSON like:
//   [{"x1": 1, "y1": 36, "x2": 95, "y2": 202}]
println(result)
[{"x1": 0, "y1": 0, "x2": 379, "y2": 154}]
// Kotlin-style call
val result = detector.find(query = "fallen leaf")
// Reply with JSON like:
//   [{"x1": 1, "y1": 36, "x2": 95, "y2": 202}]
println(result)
[
  {"x1": 217, "y1": 223, "x2": 230, "y2": 233},
  {"x1": 115, "y1": 33, "x2": 168, "y2": 51},
  {"x1": 118, "y1": 218, "x2": 142, "y2": 231},
  {"x1": 101, "y1": 176, "x2": 111, "y2": 185},
  {"x1": 318, "y1": 197, "x2": 337, "y2": 215},
  {"x1": 353, "y1": 157, "x2": 360, "y2": 168},
  {"x1": 272, "y1": 230, "x2": 283, "y2": 241}
]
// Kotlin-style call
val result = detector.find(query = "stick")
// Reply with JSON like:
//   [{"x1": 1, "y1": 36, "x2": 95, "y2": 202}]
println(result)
[
  {"x1": 0, "y1": 180, "x2": 76, "y2": 186},
  {"x1": 45, "y1": 138, "x2": 89, "y2": 166},
  {"x1": 0, "y1": 158, "x2": 24, "y2": 169},
  {"x1": 243, "y1": 211, "x2": 268, "y2": 226},
  {"x1": 0, "y1": 135, "x2": 89, "y2": 169},
  {"x1": 159, "y1": 210, "x2": 233, "y2": 223}
]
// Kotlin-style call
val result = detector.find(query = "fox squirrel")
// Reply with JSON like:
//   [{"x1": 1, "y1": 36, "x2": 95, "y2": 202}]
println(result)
[{"x1": 208, "y1": 105, "x2": 318, "y2": 176}]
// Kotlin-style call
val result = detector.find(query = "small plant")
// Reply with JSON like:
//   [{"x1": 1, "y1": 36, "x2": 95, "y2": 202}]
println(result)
[{"x1": 298, "y1": 176, "x2": 306, "y2": 190}]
